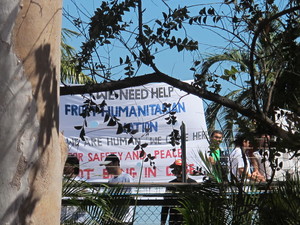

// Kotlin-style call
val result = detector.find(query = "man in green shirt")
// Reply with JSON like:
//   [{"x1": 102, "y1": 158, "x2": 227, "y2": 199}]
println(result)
[
  {"x1": 207, "y1": 130, "x2": 224, "y2": 182},
  {"x1": 208, "y1": 130, "x2": 223, "y2": 164}
]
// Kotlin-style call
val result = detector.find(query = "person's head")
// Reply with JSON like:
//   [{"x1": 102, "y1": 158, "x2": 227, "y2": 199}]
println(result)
[
  {"x1": 234, "y1": 133, "x2": 251, "y2": 149},
  {"x1": 64, "y1": 155, "x2": 80, "y2": 177},
  {"x1": 169, "y1": 159, "x2": 185, "y2": 179},
  {"x1": 100, "y1": 154, "x2": 121, "y2": 175},
  {"x1": 210, "y1": 130, "x2": 223, "y2": 143},
  {"x1": 210, "y1": 130, "x2": 223, "y2": 150},
  {"x1": 256, "y1": 134, "x2": 271, "y2": 149}
]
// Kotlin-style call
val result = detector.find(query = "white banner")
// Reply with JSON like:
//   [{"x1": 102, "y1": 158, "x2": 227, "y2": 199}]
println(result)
[{"x1": 60, "y1": 81, "x2": 209, "y2": 182}]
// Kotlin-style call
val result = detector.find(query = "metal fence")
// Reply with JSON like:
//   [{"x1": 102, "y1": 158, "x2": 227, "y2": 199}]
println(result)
[
  {"x1": 61, "y1": 182, "x2": 274, "y2": 225},
  {"x1": 62, "y1": 183, "x2": 202, "y2": 224}
]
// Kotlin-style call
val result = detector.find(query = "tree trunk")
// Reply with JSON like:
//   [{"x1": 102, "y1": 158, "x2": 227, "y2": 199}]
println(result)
[{"x1": 0, "y1": 0, "x2": 65, "y2": 224}]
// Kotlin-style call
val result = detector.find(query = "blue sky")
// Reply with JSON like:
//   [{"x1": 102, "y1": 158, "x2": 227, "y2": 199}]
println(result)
[
  {"x1": 62, "y1": 0, "x2": 234, "y2": 84},
  {"x1": 61, "y1": 0, "x2": 261, "y2": 142},
  {"x1": 62, "y1": 0, "x2": 290, "y2": 98},
  {"x1": 61, "y1": 0, "x2": 243, "y2": 137}
]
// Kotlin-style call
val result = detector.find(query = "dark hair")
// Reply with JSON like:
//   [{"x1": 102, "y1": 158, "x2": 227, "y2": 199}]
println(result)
[
  {"x1": 105, "y1": 154, "x2": 120, "y2": 164},
  {"x1": 210, "y1": 130, "x2": 223, "y2": 138},
  {"x1": 65, "y1": 155, "x2": 80, "y2": 175},
  {"x1": 234, "y1": 133, "x2": 249, "y2": 147}
]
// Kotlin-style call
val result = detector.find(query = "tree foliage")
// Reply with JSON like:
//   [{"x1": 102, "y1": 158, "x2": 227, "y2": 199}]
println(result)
[
  {"x1": 61, "y1": 0, "x2": 300, "y2": 152},
  {"x1": 179, "y1": 172, "x2": 300, "y2": 224},
  {"x1": 61, "y1": 28, "x2": 95, "y2": 84},
  {"x1": 61, "y1": 178, "x2": 133, "y2": 224}
]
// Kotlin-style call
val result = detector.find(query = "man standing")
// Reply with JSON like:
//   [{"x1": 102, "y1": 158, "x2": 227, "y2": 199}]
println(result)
[
  {"x1": 63, "y1": 155, "x2": 80, "y2": 178},
  {"x1": 100, "y1": 154, "x2": 134, "y2": 184},
  {"x1": 100, "y1": 154, "x2": 134, "y2": 225},
  {"x1": 207, "y1": 130, "x2": 227, "y2": 182},
  {"x1": 61, "y1": 155, "x2": 87, "y2": 223},
  {"x1": 208, "y1": 130, "x2": 223, "y2": 164},
  {"x1": 161, "y1": 159, "x2": 197, "y2": 225}
]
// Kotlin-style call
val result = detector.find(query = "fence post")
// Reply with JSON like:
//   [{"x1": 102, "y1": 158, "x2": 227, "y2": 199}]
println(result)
[{"x1": 180, "y1": 122, "x2": 187, "y2": 183}]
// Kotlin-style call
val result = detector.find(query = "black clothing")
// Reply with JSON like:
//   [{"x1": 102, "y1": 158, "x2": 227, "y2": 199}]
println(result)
[{"x1": 161, "y1": 177, "x2": 197, "y2": 225}]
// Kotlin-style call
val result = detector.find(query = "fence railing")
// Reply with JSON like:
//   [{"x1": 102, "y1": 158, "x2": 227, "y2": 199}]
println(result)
[{"x1": 61, "y1": 181, "x2": 279, "y2": 225}]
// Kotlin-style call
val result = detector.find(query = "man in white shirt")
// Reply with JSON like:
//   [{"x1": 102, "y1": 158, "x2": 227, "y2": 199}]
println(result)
[
  {"x1": 100, "y1": 154, "x2": 134, "y2": 184},
  {"x1": 100, "y1": 154, "x2": 134, "y2": 224},
  {"x1": 61, "y1": 155, "x2": 87, "y2": 223}
]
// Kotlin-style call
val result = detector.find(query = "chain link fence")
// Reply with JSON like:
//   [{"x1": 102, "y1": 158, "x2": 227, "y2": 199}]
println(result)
[
  {"x1": 62, "y1": 151, "x2": 300, "y2": 225},
  {"x1": 62, "y1": 184, "x2": 196, "y2": 225}
]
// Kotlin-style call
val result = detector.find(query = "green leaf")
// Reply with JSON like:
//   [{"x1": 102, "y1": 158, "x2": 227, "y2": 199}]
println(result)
[
  {"x1": 163, "y1": 103, "x2": 171, "y2": 108},
  {"x1": 231, "y1": 65, "x2": 238, "y2": 73},
  {"x1": 240, "y1": 64, "x2": 246, "y2": 72},
  {"x1": 141, "y1": 143, "x2": 148, "y2": 148},
  {"x1": 224, "y1": 69, "x2": 230, "y2": 76},
  {"x1": 208, "y1": 8, "x2": 215, "y2": 15},
  {"x1": 199, "y1": 8, "x2": 206, "y2": 15},
  {"x1": 155, "y1": 19, "x2": 162, "y2": 26},
  {"x1": 99, "y1": 100, "x2": 106, "y2": 108},
  {"x1": 140, "y1": 150, "x2": 145, "y2": 158},
  {"x1": 125, "y1": 71, "x2": 133, "y2": 76},
  {"x1": 194, "y1": 60, "x2": 201, "y2": 66},
  {"x1": 198, "y1": 16, "x2": 202, "y2": 23},
  {"x1": 232, "y1": 16, "x2": 238, "y2": 23},
  {"x1": 104, "y1": 113, "x2": 110, "y2": 123},
  {"x1": 162, "y1": 12, "x2": 168, "y2": 20},
  {"x1": 103, "y1": 39, "x2": 111, "y2": 44},
  {"x1": 74, "y1": 126, "x2": 83, "y2": 130},
  {"x1": 123, "y1": 123, "x2": 131, "y2": 130},
  {"x1": 125, "y1": 55, "x2": 130, "y2": 64},
  {"x1": 107, "y1": 118, "x2": 116, "y2": 126},
  {"x1": 116, "y1": 123, "x2": 123, "y2": 134},
  {"x1": 220, "y1": 75, "x2": 230, "y2": 81},
  {"x1": 177, "y1": 44, "x2": 184, "y2": 52},
  {"x1": 128, "y1": 137, "x2": 133, "y2": 144},
  {"x1": 80, "y1": 128, "x2": 85, "y2": 141},
  {"x1": 130, "y1": 129, "x2": 138, "y2": 135}
]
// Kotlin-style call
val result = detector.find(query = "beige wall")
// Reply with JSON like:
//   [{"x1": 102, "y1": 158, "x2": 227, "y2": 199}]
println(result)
[{"x1": 0, "y1": 0, "x2": 65, "y2": 224}]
